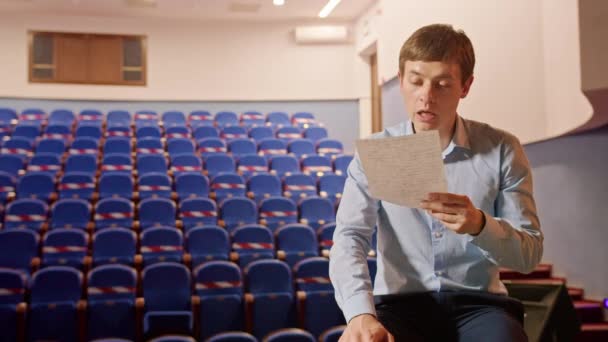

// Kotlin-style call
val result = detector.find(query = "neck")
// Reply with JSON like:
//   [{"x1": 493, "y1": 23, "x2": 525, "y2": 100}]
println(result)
[{"x1": 439, "y1": 116, "x2": 457, "y2": 150}]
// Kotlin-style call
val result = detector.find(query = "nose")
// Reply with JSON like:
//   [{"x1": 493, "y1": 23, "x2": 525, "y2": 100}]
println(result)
[{"x1": 418, "y1": 83, "x2": 436, "y2": 105}]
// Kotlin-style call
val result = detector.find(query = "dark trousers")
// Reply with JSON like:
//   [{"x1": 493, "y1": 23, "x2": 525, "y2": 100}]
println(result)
[{"x1": 374, "y1": 291, "x2": 528, "y2": 342}]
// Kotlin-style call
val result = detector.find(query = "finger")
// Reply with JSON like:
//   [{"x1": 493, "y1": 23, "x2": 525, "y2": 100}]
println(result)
[
  {"x1": 427, "y1": 192, "x2": 469, "y2": 204},
  {"x1": 429, "y1": 211, "x2": 461, "y2": 223},
  {"x1": 387, "y1": 332, "x2": 396, "y2": 342},
  {"x1": 420, "y1": 201, "x2": 466, "y2": 214}
]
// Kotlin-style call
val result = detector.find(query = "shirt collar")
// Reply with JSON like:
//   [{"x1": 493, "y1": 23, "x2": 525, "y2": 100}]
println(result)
[{"x1": 403, "y1": 115, "x2": 471, "y2": 155}]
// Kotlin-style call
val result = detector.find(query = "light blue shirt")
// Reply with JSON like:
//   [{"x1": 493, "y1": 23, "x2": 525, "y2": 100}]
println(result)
[{"x1": 329, "y1": 116, "x2": 543, "y2": 322}]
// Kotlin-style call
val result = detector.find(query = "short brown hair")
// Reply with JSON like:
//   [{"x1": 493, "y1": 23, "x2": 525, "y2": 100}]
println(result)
[{"x1": 399, "y1": 24, "x2": 475, "y2": 85}]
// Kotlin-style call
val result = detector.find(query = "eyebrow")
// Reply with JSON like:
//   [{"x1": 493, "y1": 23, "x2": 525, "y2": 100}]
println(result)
[{"x1": 408, "y1": 70, "x2": 454, "y2": 80}]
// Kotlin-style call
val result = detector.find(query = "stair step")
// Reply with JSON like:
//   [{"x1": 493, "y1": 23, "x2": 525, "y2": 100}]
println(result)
[
  {"x1": 499, "y1": 264, "x2": 553, "y2": 280},
  {"x1": 576, "y1": 322, "x2": 608, "y2": 342},
  {"x1": 502, "y1": 277, "x2": 566, "y2": 285},
  {"x1": 569, "y1": 287, "x2": 585, "y2": 301},
  {"x1": 574, "y1": 301, "x2": 606, "y2": 323}
]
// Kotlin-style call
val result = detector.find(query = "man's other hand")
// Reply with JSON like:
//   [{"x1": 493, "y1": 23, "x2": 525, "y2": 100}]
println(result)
[
  {"x1": 420, "y1": 192, "x2": 485, "y2": 235},
  {"x1": 339, "y1": 314, "x2": 395, "y2": 342}
]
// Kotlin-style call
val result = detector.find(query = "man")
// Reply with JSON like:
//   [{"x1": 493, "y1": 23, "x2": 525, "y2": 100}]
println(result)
[{"x1": 329, "y1": 24, "x2": 543, "y2": 341}]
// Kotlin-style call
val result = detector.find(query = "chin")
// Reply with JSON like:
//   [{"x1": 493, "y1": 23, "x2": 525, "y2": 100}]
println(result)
[{"x1": 413, "y1": 121, "x2": 439, "y2": 132}]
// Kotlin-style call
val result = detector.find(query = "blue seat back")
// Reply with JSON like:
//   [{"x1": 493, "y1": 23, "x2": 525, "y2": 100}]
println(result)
[
  {"x1": 49, "y1": 109, "x2": 76, "y2": 125},
  {"x1": 136, "y1": 125, "x2": 162, "y2": 139},
  {"x1": 189, "y1": 111, "x2": 214, "y2": 127},
  {"x1": 138, "y1": 173, "x2": 172, "y2": 199},
  {"x1": 92, "y1": 228, "x2": 137, "y2": 266},
  {"x1": 142, "y1": 262, "x2": 191, "y2": 311},
  {"x1": 257, "y1": 138, "x2": 287, "y2": 159},
  {"x1": 276, "y1": 126, "x2": 302, "y2": 142},
  {"x1": 288, "y1": 139, "x2": 316, "y2": 158},
  {"x1": 219, "y1": 198, "x2": 257, "y2": 232},
  {"x1": 94, "y1": 198, "x2": 134, "y2": 230},
  {"x1": 245, "y1": 259, "x2": 292, "y2": 294},
  {"x1": 103, "y1": 137, "x2": 132, "y2": 155},
  {"x1": 204, "y1": 154, "x2": 235, "y2": 177},
  {"x1": 303, "y1": 126, "x2": 328, "y2": 142},
  {"x1": 30, "y1": 266, "x2": 82, "y2": 304},
  {"x1": 193, "y1": 126, "x2": 219, "y2": 140},
  {"x1": 102, "y1": 153, "x2": 132, "y2": 170},
  {"x1": 210, "y1": 173, "x2": 245, "y2": 202},
  {"x1": 232, "y1": 225, "x2": 274, "y2": 266},
  {"x1": 65, "y1": 154, "x2": 97, "y2": 175},
  {"x1": 319, "y1": 174, "x2": 346, "y2": 202},
  {"x1": 259, "y1": 197, "x2": 297, "y2": 232},
  {"x1": 0, "y1": 155, "x2": 24, "y2": 176},
  {"x1": 141, "y1": 228, "x2": 184, "y2": 265},
  {"x1": 240, "y1": 111, "x2": 265, "y2": 127},
  {"x1": 214, "y1": 111, "x2": 238, "y2": 127},
  {"x1": 193, "y1": 260, "x2": 242, "y2": 297},
  {"x1": 266, "y1": 112, "x2": 290, "y2": 127},
  {"x1": 88, "y1": 264, "x2": 137, "y2": 301},
  {"x1": 162, "y1": 111, "x2": 187, "y2": 127},
  {"x1": 98, "y1": 173, "x2": 133, "y2": 199},
  {"x1": 0, "y1": 268, "x2": 27, "y2": 305},
  {"x1": 293, "y1": 257, "x2": 332, "y2": 292},
  {"x1": 249, "y1": 126, "x2": 274, "y2": 142},
  {"x1": 179, "y1": 198, "x2": 218, "y2": 229},
  {"x1": 248, "y1": 173, "x2": 282, "y2": 202},
  {"x1": 301, "y1": 155, "x2": 333, "y2": 177},
  {"x1": 265, "y1": 329, "x2": 316, "y2": 342},
  {"x1": 17, "y1": 172, "x2": 55, "y2": 200},
  {"x1": 139, "y1": 198, "x2": 176, "y2": 229},
  {"x1": 228, "y1": 138, "x2": 257, "y2": 158},
  {"x1": 171, "y1": 154, "x2": 202, "y2": 175},
  {"x1": 59, "y1": 173, "x2": 95, "y2": 200},
  {"x1": 75, "y1": 123, "x2": 103, "y2": 140},
  {"x1": 186, "y1": 226, "x2": 229, "y2": 265},
  {"x1": 137, "y1": 154, "x2": 168, "y2": 175},
  {"x1": 51, "y1": 198, "x2": 91, "y2": 229},
  {"x1": 70, "y1": 137, "x2": 100, "y2": 154},
  {"x1": 36, "y1": 138, "x2": 66, "y2": 155},
  {"x1": 4, "y1": 198, "x2": 48, "y2": 231},
  {"x1": 237, "y1": 155, "x2": 268, "y2": 178},
  {"x1": 221, "y1": 126, "x2": 248, "y2": 140},
  {"x1": 42, "y1": 229, "x2": 88, "y2": 267},
  {"x1": 299, "y1": 197, "x2": 335, "y2": 229},
  {"x1": 167, "y1": 138, "x2": 195, "y2": 156},
  {"x1": 0, "y1": 230, "x2": 38, "y2": 273},
  {"x1": 270, "y1": 155, "x2": 299, "y2": 177},
  {"x1": 27, "y1": 153, "x2": 61, "y2": 174},
  {"x1": 175, "y1": 173, "x2": 209, "y2": 199},
  {"x1": 317, "y1": 139, "x2": 344, "y2": 156}
]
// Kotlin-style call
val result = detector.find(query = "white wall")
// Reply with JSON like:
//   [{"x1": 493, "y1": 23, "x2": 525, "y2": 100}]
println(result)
[
  {"x1": 541, "y1": 0, "x2": 593, "y2": 138},
  {"x1": 0, "y1": 13, "x2": 358, "y2": 101}
]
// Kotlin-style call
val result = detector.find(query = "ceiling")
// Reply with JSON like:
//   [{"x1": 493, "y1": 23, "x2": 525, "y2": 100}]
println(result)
[{"x1": 0, "y1": 0, "x2": 377, "y2": 22}]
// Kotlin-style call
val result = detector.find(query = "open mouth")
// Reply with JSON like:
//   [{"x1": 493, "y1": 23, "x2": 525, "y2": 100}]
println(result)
[{"x1": 416, "y1": 110, "x2": 437, "y2": 123}]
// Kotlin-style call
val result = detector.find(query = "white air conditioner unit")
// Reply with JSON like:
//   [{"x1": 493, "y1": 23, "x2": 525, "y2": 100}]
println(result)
[{"x1": 294, "y1": 25, "x2": 350, "y2": 44}]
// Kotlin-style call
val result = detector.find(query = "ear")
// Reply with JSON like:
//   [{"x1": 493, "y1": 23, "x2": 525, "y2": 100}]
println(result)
[
  {"x1": 398, "y1": 71, "x2": 404, "y2": 90},
  {"x1": 461, "y1": 75, "x2": 474, "y2": 98}
]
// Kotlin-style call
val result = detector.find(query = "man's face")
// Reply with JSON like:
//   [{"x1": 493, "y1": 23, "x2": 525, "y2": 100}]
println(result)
[{"x1": 399, "y1": 60, "x2": 473, "y2": 134}]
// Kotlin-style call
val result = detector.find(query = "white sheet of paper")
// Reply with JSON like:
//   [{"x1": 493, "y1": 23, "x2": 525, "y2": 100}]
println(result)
[{"x1": 355, "y1": 130, "x2": 447, "y2": 208}]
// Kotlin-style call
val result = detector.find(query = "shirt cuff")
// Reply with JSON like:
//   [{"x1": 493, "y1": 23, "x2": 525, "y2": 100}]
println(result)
[
  {"x1": 342, "y1": 292, "x2": 377, "y2": 323},
  {"x1": 470, "y1": 211, "x2": 508, "y2": 247}
]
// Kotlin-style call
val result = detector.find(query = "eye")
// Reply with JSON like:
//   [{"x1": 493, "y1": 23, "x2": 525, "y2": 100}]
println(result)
[
  {"x1": 408, "y1": 77, "x2": 422, "y2": 86},
  {"x1": 436, "y1": 81, "x2": 452, "y2": 89}
]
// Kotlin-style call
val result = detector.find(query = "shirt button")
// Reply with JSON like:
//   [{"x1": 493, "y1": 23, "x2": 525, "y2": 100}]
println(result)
[
  {"x1": 434, "y1": 232, "x2": 443, "y2": 239},
  {"x1": 435, "y1": 271, "x2": 443, "y2": 277}
]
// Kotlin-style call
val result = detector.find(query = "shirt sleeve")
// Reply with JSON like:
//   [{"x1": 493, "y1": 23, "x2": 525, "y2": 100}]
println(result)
[
  {"x1": 470, "y1": 133, "x2": 543, "y2": 274},
  {"x1": 329, "y1": 152, "x2": 379, "y2": 322}
]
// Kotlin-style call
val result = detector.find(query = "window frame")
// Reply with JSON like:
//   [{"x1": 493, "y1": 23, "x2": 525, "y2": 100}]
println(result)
[{"x1": 28, "y1": 30, "x2": 147, "y2": 86}]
